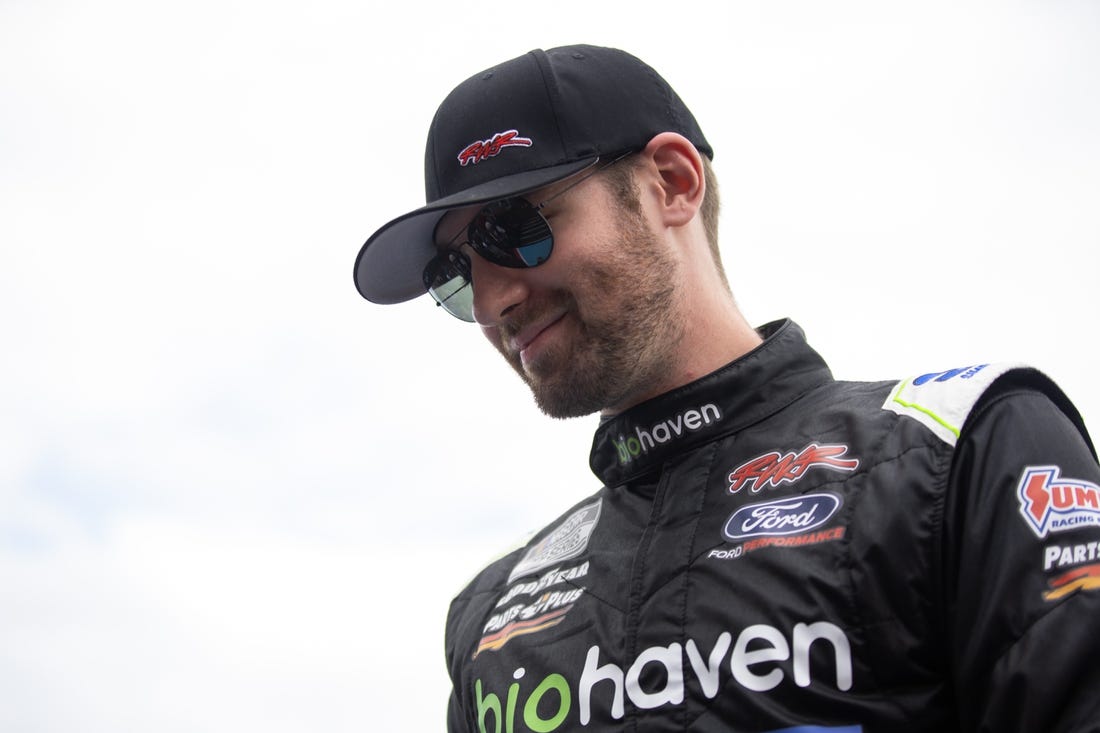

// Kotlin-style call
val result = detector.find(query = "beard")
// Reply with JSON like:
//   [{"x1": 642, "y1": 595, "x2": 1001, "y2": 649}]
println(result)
[{"x1": 496, "y1": 205, "x2": 683, "y2": 419}]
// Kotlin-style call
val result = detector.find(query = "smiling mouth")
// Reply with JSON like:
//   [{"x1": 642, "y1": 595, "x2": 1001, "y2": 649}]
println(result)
[{"x1": 515, "y1": 312, "x2": 568, "y2": 368}]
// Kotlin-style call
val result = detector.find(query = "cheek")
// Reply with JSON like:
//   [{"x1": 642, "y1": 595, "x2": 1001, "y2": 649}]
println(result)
[{"x1": 562, "y1": 238, "x2": 630, "y2": 303}]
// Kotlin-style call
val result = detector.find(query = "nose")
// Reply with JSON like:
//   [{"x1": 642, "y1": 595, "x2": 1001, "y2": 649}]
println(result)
[{"x1": 468, "y1": 251, "x2": 530, "y2": 326}]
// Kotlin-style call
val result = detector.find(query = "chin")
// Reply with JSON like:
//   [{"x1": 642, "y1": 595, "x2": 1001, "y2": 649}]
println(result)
[{"x1": 529, "y1": 367, "x2": 613, "y2": 420}]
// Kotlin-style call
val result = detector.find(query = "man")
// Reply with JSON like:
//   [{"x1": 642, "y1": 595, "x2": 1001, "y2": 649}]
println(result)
[{"x1": 354, "y1": 45, "x2": 1100, "y2": 733}]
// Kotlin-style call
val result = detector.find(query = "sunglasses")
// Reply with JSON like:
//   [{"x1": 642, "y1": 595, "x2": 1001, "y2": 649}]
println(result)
[{"x1": 422, "y1": 152, "x2": 633, "y2": 322}]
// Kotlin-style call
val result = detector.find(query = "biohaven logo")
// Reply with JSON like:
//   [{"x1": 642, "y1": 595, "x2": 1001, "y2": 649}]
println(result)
[
  {"x1": 612, "y1": 404, "x2": 722, "y2": 466},
  {"x1": 472, "y1": 621, "x2": 852, "y2": 732}
]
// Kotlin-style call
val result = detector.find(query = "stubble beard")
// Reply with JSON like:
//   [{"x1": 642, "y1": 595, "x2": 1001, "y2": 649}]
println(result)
[{"x1": 500, "y1": 209, "x2": 683, "y2": 419}]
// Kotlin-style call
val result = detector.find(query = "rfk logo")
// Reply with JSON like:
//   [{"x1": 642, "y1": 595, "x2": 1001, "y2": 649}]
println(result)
[
  {"x1": 1017, "y1": 466, "x2": 1100, "y2": 538},
  {"x1": 457, "y1": 129, "x2": 533, "y2": 166},
  {"x1": 728, "y1": 444, "x2": 859, "y2": 494}
]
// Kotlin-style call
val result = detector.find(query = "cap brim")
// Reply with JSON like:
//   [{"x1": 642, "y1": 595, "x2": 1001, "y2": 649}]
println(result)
[{"x1": 354, "y1": 157, "x2": 598, "y2": 304}]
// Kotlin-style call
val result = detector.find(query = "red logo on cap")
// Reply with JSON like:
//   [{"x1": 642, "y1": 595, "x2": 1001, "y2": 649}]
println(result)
[{"x1": 457, "y1": 129, "x2": 533, "y2": 167}]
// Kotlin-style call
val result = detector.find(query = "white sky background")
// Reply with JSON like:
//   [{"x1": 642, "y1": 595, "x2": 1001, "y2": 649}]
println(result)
[{"x1": 1, "y1": 0, "x2": 1098, "y2": 730}]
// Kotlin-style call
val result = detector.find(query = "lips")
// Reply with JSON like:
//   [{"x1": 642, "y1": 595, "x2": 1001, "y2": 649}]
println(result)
[{"x1": 509, "y1": 311, "x2": 568, "y2": 367}]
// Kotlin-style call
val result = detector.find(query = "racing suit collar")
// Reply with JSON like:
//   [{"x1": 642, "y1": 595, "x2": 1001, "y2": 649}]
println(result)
[{"x1": 590, "y1": 319, "x2": 834, "y2": 486}]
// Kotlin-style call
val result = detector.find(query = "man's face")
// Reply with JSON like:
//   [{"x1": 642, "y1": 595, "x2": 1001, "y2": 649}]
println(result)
[{"x1": 437, "y1": 165, "x2": 684, "y2": 418}]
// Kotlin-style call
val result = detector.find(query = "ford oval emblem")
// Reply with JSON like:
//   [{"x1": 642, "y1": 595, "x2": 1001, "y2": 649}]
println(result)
[{"x1": 723, "y1": 493, "x2": 842, "y2": 541}]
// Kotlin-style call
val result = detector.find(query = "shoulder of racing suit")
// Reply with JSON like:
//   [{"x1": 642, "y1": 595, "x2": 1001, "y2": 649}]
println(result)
[{"x1": 882, "y1": 361, "x2": 1094, "y2": 457}]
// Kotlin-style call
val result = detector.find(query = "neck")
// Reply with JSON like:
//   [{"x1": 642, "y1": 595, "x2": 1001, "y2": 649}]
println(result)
[{"x1": 601, "y1": 297, "x2": 762, "y2": 417}]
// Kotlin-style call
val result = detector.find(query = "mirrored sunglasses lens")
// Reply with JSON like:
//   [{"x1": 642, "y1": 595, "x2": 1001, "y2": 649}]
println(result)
[
  {"x1": 432, "y1": 275, "x2": 474, "y2": 322},
  {"x1": 513, "y1": 236, "x2": 552, "y2": 267},
  {"x1": 470, "y1": 199, "x2": 552, "y2": 268},
  {"x1": 423, "y1": 252, "x2": 474, "y2": 322}
]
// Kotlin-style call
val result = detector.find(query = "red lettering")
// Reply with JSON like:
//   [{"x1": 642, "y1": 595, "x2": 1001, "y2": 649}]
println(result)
[
  {"x1": 728, "y1": 444, "x2": 859, "y2": 493},
  {"x1": 1022, "y1": 470, "x2": 1053, "y2": 525},
  {"x1": 1017, "y1": 467, "x2": 1100, "y2": 539},
  {"x1": 762, "y1": 453, "x2": 799, "y2": 488},
  {"x1": 738, "y1": 526, "x2": 846, "y2": 555},
  {"x1": 1075, "y1": 485, "x2": 1100, "y2": 510},
  {"x1": 728, "y1": 453, "x2": 781, "y2": 493},
  {"x1": 1053, "y1": 484, "x2": 1075, "y2": 510},
  {"x1": 457, "y1": 129, "x2": 533, "y2": 166}
]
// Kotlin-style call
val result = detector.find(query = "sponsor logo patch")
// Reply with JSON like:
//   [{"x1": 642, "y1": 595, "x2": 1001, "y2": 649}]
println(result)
[
  {"x1": 723, "y1": 493, "x2": 842, "y2": 540},
  {"x1": 708, "y1": 527, "x2": 847, "y2": 560},
  {"x1": 509, "y1": 500, "x2": 601, "y2": 583},
  {"x1": 1044, "y1": 541, "x2": 1100, "y2": 571},
  {"x1": 882, "y1": 362, "x2": 1023, "y2": 446},
  {"x1": 472, "y1": 620, "x2": 853, "y2": 731},
  {"x1": 1017, "y1": 466, "x2": 1100, "y2": 538},
  {"x1": 1044, "y1": 563, "x2": 1100, "y2": 602},
  {"x1": 477, "y1": 562, "x2": 589, "y2": 658},
  {"x1": 912, "y1": 364, "x2": 989, "y2": 385},
  {"x1": 457, "y1": 129, "x2": 533, "y2": 166},
  {"x1": 739, "y1": 527, "x2": 846, "y2": 554},
  {"x1": 612, "y1": 403, "x2": 722, "y2": 466},
  {"x1": 728, "y1": 444, "x2": 859, "y2": 494}
]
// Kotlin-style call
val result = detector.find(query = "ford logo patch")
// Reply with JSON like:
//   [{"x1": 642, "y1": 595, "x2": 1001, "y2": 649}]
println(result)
[{"x1": 723, "y1": 493, "x2": 842, "y2": 541}]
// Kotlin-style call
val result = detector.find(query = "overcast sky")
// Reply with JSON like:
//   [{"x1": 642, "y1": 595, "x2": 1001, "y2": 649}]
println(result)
[{"x1": 2, "y1": 1, "x2": 1098, "y2": 730}]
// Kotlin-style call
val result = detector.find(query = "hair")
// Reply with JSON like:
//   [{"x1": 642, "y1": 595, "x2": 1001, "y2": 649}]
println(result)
[{"x1": 601, "y1": 150, "x2": 728, "y2": 290}]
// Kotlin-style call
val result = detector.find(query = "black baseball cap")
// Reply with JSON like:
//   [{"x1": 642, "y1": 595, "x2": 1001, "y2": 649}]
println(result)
[{"x1": 353, "y1": 44, "x2": 713, "y2": 305}]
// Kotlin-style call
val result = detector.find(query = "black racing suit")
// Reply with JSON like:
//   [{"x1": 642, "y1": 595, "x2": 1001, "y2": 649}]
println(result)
[{"x1": 445, "y1": 320, "x2": 1100, "y2": 732}]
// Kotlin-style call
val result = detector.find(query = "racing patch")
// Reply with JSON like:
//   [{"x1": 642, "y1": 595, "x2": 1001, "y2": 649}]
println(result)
[
  {"x1": 723, "y1": 493, "x2": 842, "y2": 540},
  {"x1": 477, "y1": 561, "x2": 589, "y2": 658},
  {"x1": 1044, "y1": 563, "x2": 1100, "y2": 602},
  {"x1": 737, "y1": 527, "x2": 846, "y2": 555},
  {"x1": 1017, "y1": 466, "x2": 1100, "y2": 538},
  {"x1": 1044, "y1": 541, "x2": 1100, "y2": 571},
  {"x1": 728, "y1": 444, "x2": 858, "y2": 494},
  {"x1": 457, "y1": 129, "x2": 532, "y2": 166},
  {"x1": 882, "y1": 362, "x2": 1026, "y2": 446},
  {"x1": 508, "y1": 499, "x2": 601, "y2": 583},
  {"x1": 711, "y1": 493, "x2": 846, "y2": 560}
]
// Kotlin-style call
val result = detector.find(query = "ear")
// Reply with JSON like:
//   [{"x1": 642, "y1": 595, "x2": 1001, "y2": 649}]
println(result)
[{"x1": 641, "y1": 132, "x2": 705, "y2": 228}]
